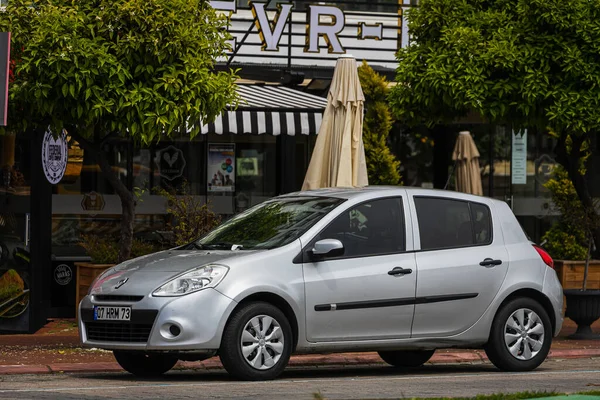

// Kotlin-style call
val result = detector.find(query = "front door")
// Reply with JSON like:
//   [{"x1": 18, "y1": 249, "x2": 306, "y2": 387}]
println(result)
[{"x1": 303, "y1": 196, "x2": 417, "y2": 342}]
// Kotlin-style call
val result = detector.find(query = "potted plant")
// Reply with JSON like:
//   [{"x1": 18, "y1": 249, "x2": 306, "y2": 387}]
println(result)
[
  {"x1": 542, "y1": 167, "x2": 600, "y2": 339},
  {"x1": 153, "y1": 181, "x2": 221, "y2": 247}
]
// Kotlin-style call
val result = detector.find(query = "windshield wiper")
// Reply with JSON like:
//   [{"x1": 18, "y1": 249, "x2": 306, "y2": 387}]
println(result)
[
  {"x1": 204, "y1": 242, "x2": 244, "y2": 250},
  {"x1": 185, "y1": 242, "x2": 207, "y2": 250}
]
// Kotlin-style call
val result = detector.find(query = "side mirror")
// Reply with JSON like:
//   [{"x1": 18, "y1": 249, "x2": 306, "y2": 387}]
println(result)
[{"x1": 311, "y1": 239, "x2": 344, "y2": 259}]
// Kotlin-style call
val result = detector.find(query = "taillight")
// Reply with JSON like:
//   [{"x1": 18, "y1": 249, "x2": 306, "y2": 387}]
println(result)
[{"x1": 533, "y1": 245, "x2": 554, "y2": 269}]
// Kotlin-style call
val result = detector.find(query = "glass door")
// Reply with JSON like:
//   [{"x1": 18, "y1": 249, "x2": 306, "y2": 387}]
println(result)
[{"x1": 0, "y1": 134, "x2": 32, "y2": 332}]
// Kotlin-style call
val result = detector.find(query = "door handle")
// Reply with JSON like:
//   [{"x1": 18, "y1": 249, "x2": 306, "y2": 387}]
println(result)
[
  {"x1": 388, "y1": 267, "x2": 413, "y2": 276},
  {"x1": 480, "y1": 258, "x2": 503, "y2": 267}
]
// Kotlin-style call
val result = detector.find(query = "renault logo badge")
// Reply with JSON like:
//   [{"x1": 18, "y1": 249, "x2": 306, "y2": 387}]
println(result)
[{"x1": 115, "y1": 277, "x2": 129, "y2": 289}]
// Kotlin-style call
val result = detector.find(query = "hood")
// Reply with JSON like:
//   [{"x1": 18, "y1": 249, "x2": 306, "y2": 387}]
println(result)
[{"x1": 90, "y1": 249, "x2": 261, "y2": 296}]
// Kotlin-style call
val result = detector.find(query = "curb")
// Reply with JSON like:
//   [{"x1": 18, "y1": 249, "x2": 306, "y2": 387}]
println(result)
[{"x1": 1, "y1": 348, "x2": 599, "y2": 376}]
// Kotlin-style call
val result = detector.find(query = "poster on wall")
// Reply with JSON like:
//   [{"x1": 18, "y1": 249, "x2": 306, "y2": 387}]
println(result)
[
  {"x1": 207, "y1": 144, "x2": 235, "y2": 192},
  {"x1": 511, "y1": 129, "x2": 528, "y2": 185},
  {"x1": 0, "y1": 243, "x2": 31, "y2": 332}
]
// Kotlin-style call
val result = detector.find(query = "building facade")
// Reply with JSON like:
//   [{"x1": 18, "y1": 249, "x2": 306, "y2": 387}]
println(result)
[{"x1": 1, "y1": 0, "x2": 598, "y2": 331}]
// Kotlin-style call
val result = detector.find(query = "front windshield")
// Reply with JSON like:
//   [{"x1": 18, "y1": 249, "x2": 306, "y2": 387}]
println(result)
[{"x1": 189, "y1": 196, "x2": 343, "y2": 250}]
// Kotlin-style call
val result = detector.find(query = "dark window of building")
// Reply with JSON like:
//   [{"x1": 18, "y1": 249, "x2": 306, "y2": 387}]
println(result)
[
  {"x1": 317, "y1": 197, "x2": 405, "y2": 258},
  {"x1": 56, "y1": 139, "x2": 129, "y2": 195},
  {"x1": 415, "y1": 197, "x2": 492, "y2": 250}
]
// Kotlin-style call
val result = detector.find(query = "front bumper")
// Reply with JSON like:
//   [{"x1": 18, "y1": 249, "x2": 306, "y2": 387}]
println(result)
[{"x1": 79, "y1": 288, "x2": 237, "y2": 351}]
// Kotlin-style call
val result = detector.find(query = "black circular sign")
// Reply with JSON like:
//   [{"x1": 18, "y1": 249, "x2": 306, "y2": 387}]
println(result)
[{"x1": 54, "y1": 264, "x2": 73, "y2": 286}]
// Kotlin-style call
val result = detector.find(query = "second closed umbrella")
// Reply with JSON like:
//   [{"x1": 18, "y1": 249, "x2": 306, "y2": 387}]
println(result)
[{"x1": 452, "y1": 131, "x2": 483, "y2": 196}]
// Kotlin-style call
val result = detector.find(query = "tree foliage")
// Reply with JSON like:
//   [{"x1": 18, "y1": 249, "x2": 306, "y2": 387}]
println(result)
[
  {"x1": 389, "y1": 0, "x2": 600, "y2": 132},
  {"x1": 0, "y1": 0, "x2": 238, "y2": 261},
  {"x1": 541, "y1": 167, "x2": 591, "y2": 261},
  {"x1": 154, "y1": 181, "x2": 221, "y2": 247},
  {"x1": 357, "y1": 61, "x2": 402, "y2": 186},
  {"x1": 1, "y1": 0, "x2": 238, "y2": 140}
]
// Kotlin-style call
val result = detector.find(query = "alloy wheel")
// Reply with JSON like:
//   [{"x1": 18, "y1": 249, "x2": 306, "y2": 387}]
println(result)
[
  {"x1": 503, "y1": 308, "x2": 545, "y2": 361},
  {"x1": 240, "y1": 314, "x2": 285, "y2": 370}
]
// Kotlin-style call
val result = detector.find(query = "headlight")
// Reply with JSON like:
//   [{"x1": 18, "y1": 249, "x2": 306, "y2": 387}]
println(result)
[{"x1": 152, "y1": 265, "x2": 229, "y2": 297}]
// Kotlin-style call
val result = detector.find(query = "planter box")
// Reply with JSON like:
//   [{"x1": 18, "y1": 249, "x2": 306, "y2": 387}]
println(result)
[
  {"x1": 74, "y1": 262, "x2": 115, "y2": 318},
  {"x1": 554, "y1": 260, "x2": 600, "y2": 290}
]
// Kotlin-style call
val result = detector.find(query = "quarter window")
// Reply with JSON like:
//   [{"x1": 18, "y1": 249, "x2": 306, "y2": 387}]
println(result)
[
  {"x1": 414, "y1": 197, "x2": 492, "y2": 250},
  {"x1": 317, "y1": 197, "x2": 406, "y2": 258}
]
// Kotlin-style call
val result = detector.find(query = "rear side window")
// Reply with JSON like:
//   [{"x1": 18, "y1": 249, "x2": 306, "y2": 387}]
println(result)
[{"x1": 414, "y1": 197, "x2": 492, "y2": 251}]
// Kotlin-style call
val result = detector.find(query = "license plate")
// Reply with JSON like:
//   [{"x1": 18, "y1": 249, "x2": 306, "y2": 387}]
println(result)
[{"x1": 94, "y1": 306, "x2": 131, "y2": 321}]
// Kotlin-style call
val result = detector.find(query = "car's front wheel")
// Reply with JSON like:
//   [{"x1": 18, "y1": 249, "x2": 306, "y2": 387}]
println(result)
[
  {"x1": 113, "y1": 351, "x2": 178, "y2": 377},
  {"x1": 484, "y1": 297, "x2": 552, "y2": 371},
  {"x1": 378, "y1": 349, "x2": 435, "y2": 368},
  {"x1": 219, "y1": 302, "x2": 293, "y2": 380}
]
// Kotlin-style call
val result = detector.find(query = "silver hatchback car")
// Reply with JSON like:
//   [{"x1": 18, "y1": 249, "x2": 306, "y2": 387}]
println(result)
[{"x1": 79, "y1": 187, "x2": 563, "y2": 380}]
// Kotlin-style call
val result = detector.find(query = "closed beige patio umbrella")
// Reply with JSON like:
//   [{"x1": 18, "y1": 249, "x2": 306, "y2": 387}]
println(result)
[
  {"x1": 452, "y1": 131, "x2": 483, "y2": 195},
  {"x1": 302, "y1": 55, "x2": 368, "y2": 190}
]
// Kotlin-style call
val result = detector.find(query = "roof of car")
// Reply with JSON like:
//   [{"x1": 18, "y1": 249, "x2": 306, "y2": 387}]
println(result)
[{"x1": 282, "y1": 186, "x2": 501, "y2": 204}]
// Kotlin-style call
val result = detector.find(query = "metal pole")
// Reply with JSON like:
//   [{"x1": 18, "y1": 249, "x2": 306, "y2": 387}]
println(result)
[{"x1": 488, "y1": 124, "x2": 494, "y2": 197}]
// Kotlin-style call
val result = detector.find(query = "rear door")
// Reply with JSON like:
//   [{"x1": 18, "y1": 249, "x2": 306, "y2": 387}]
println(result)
[
  {"x1": 409, "y1": 194, "x2": 509, "y2": 338},
  {"x1": 303, "y1": 195, "x2": 417, "y2": 342}
]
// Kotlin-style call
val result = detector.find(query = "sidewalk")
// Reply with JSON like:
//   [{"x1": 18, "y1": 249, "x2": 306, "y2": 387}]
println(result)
[{"x1": 0, "y1": 318, "x2": 598, "y2": 375}]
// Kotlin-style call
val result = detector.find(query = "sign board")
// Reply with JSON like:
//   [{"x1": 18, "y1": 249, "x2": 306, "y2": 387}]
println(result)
[
  {"x1": 53, "y1": 264, "x2": 73, "y2": 286},
  {"x1": 0, "y1": 32, "x2": 10, "y2": 126},
  {"x1": 156, "y1": 145, "x2": 186, "y2": 181},
  {"x1": 41, "y1": 128, "x2": 68, "y2": 184},
  {"x1": 81, "y1": 191, "x2": 106, "y2": 212},
  {"x1": 207, "y1": 143, "x2": 235, "y2": 192},
  {"x1": 511, "y1": 129, "x2": 528, "y2": 185},
  {"x1": 210, "y1": 1, "x2": 414, "y2": 69}
]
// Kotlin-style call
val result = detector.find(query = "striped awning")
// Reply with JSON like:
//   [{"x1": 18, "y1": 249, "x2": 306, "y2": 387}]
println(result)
[{"x1": 200, "y1": 84, "x2": 328, "y2": 136}]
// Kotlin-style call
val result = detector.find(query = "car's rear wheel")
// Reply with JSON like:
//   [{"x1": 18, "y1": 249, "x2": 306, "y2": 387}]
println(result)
[
  {"x1": 378, "y1": 349, "x2": 435, "y2": 368},
  {"x1": 113, "y1": 351, "x2": 178, "y2": 377},
  {"x1": 219, "y1": 302, "x2": 293, "y2": 381},
  {"x1": 484, "y1": 297, "x2": 552, "y2": 371}
]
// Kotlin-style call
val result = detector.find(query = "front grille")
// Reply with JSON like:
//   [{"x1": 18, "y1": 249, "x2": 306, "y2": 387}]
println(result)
[
  {"x1": 86, "y1": 322, "x2": 153, "y2": 343},
  {"x1": 94, "y1": 295, "x2": 144, "y2": 302}
]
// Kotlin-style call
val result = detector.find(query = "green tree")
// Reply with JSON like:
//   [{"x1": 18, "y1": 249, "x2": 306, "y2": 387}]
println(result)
[
  {"x1": 357, "y1": 61, "x2": 402, "y2": 186},
  {"x1": 388, "y1": 0, "x2": 600, "y2": 254},
  {"x1": 0, "y1": 0, "x2": 238, "y2": 261}
]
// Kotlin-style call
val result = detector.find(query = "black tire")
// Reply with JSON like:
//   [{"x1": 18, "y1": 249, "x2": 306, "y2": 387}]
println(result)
[
  {"x1": 484, "y1": 297, "x2": 552, "y2": 372},
  {"x1": 219, "y1": 302, "x2": 293, "y2": 381},
  {"x1": 378, "y1": 349, "x2": 435, "y2": 368},
  {"x1": 113, "y1": 351, "x2": 178, "y2": 377}
]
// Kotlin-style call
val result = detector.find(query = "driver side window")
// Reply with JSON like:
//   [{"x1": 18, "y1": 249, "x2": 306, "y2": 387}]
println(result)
[{"x1": 317, "y1": 197, "x2": 406, "y2": 258}]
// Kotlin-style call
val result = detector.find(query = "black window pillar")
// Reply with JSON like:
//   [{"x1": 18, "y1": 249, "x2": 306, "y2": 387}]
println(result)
[
  {"x1": 277, "y1": 134, "x2": 296, "y2": 194},
  {"x1": 29, "y1": 128, "x2": 52, "y2": 332}
]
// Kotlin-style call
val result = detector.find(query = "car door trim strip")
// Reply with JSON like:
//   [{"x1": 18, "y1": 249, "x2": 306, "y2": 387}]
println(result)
[{"x1": 314, "y1": 293, "x2": 478, "y2": 311}]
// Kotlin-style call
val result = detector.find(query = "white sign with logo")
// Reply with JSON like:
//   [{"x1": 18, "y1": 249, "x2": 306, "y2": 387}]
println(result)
[
  {"x1": 511, "y1": 129, "x2": 528, "y2": 185},
  {"x1": 42, "y1": 128, "x2": 68, "y2": 184}
]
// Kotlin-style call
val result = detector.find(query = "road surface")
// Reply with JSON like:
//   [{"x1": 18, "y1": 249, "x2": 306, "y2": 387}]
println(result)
[{"x1": 1, "y1": 358, "x2": 599, "y2": 399}]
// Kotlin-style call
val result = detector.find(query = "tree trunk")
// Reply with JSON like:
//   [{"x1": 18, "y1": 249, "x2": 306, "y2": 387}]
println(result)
[
  {"x1": 71, "y1": 130, "x2": 134, "y2": 262},
  {"x1": 554, "y1": 132, "x2": 600, "y2": 259}
]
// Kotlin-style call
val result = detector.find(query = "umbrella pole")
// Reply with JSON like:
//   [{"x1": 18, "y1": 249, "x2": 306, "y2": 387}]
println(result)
[{"x1": 443, "y1": 161, "x2": 457, "y2": 190}]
